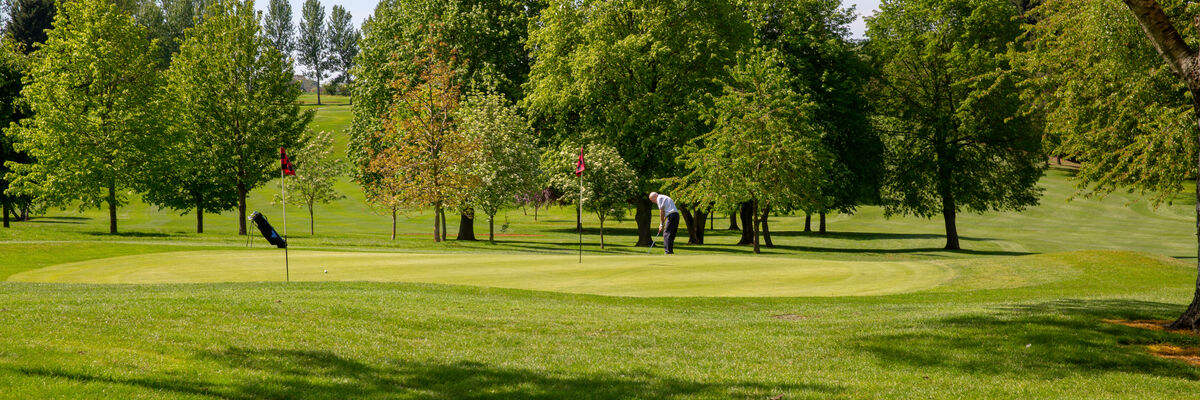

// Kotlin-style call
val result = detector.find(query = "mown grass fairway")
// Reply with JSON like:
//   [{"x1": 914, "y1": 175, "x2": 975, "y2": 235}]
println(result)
[{"x1": 3, "y1": 101, "x2": 1200, "y2": 398}]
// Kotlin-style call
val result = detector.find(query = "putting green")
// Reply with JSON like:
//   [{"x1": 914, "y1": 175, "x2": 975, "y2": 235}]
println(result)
[{"x1": 6, "y1": 249, "x2": 971, "y2": 297}]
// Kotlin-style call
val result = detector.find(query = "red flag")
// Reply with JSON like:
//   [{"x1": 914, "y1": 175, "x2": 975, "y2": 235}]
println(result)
[
  {"x1": 280, "y1": 147, "x2": 296, "y2": 176},
  {"x1": 574, "y1": 146, "x2": 585, "y2": 177}
]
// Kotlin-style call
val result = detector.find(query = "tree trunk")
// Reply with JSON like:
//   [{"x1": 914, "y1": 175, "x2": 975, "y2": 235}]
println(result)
[
  {"x1": 433, "y1": 203, "x2": 442, "y2": 242},
  {"x1": 942, "y1": 195, "x2": 960, "y2": 250},
  {"x1": 237, "y1": 181, "x2": 247, "y2": 235},
  {"x1": 751, "y1": 199, "x2": 760, "y2": 254},
  {"x1": 316, "y1": 79, "x2": 322, "y2": 105},
  {"x1": 107, "y1": 181, "x2": 117, "y2": 234},
  {"x1": 457, "y1": 208, "x2": 476, "y2": 241},
  {"x1": 488, "y1": 214, "x2": 495, "y2": 243},
  {"x1": 709, "y1": 210, "x2": 713, "y2": 232},
  {"x1": 391, "y1": 208, "x2": 397, "y2": 241},
  {"x1": 441, "y1": 207, "x2": 447, "y2": 242},
  {"x1": 728, "y1": 211, "x2": 739, "y2": 230},
  {"x1": 804, "y1": 212, "x2": 812, "y2": 232},
  {"x1": 195, "y1": 193, "x2": 203, "y2": 234},
  {"x1": 737, "y1": 201, "x2": 754, "y2": 245},
  {"x1": 309, "y1": 207, "x2": 315, "y2": 235},
  {"x1": 635, "y1": 196, "x2": 652, "y2": 246},
  {"x1": 599, "y1": 217, "x2": 605, "y2": 248},
  {"x1": 20, "y1": 205, "x2": 28, "y2": 221},
  {"x1": 1168, "y1": 110, "x2": 1200, "y2": 330},
  {"x1": 694, "y1": 208, "x2": 708, "y2": 245},
  {"x1": 819, "y1": 212, "x2": 827, "y2": 234},
  {"x1": 575, "y1": 205, "x2": 582, "y2": 233},
  {"x1": 2, "y1": 201, "x2": 9, "y2": 228},
  {"x1": 680, "y1": 203, "x2": 698, "y2": 245},
  {"x1": 761, "y1": 207, "x2": 773, "y2": 248},
  {"x1": 534, "y1": 203, "x2": 538, "y2": 221}
]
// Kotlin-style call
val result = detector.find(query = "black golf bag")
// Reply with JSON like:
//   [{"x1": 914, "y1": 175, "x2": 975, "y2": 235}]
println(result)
[{"x1": 249, "y1": 211, "x2": 287, "y2": 248}]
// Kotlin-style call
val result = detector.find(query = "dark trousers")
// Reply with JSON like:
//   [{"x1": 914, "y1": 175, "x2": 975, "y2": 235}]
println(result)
[{"x1": 663, "y1": 212, "x2": 679, "y2": 254}]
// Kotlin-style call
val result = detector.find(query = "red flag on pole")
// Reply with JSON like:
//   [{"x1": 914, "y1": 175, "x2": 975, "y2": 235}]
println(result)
[
  {"x1": 280, "y1": 147, "x2": 296, "y2": 176},
  {"x1": 575, "y1": 146, "x2": 585, "y2": 176}
]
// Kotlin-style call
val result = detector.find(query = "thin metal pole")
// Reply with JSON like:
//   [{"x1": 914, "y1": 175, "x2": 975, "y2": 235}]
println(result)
[
  {"x1": 579, "y1": 171, "x2": 583, "y2": 264},
  {"x1": 283, "y1": 167, "x2": 289, "y2": 282}
]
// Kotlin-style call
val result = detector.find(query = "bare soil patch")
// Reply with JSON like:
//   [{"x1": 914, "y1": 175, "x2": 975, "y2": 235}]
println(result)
[{"x1": 1105, "y1": 319, "x2": 1200, "y2": 367}]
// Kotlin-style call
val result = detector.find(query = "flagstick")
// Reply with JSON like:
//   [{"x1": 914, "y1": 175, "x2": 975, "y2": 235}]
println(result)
[
  {"x1": 578, "y1": 169, "x2": 583, "y2": 264},
  {"x1": 282, "y1": 166, "x2": 289, "y2": 283}
]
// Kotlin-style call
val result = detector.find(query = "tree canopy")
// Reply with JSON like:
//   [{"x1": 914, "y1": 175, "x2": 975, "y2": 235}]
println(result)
[
  {"x1": 459, "y1": 92, "x2": 541, "y2": 243},
  {"x1": 868, "y1": 0, "x2": 1044, "y2": 250}
]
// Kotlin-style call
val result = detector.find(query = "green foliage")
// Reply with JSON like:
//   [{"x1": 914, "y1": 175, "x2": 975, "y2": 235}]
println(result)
[
  {"x1": 326, "y1": 4, "x2": 357, "y2": 85},
  {"x1": 278, "y1": 130, "x2": 344, "y2": 235},
  {"x1": 3, "y1": 0, "x2": 54, "y2": 53},
  {"x1": 347, "y1": 0, "x2": 534, "y2": 192},
  {"x1": 675, "y1": 47, "x2": 829, "y2": 252},
  {"x1": 742, "y1": 0, "x2": 883, "y2": 214},
  {"x1": 1013, "y1": 0, "x2": 1196, "y2": 203},
  {"x1": 459, "y1": 92, "x2": 540, "y2": 242},
  {"x1": 542, "y1": 142, "x2": 636, "y2": 247},
  {"x1": 298, "y1": 0, "x2": 330, "y2": 96},
  {"x1": 524, "y1": 0, "x2": 752, "y2": 188},
  {"x1": 868, "y1": 0, "x2": 1044, "y2": 248},
  {"x1": 263, "y1": 0, "x2": 295, "y2": 55},
  {"x1": 0, "y1": 38, "x2": 27, "y2": 215},
  {"x1": 165, "y1": 0, "x2": 311, "y2": 233},
  {"x1": 6, "y1": 0, "x2": 163, "y2": 232}
]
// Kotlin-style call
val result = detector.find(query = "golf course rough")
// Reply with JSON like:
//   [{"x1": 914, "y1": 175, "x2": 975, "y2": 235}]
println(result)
[{"x1": 7, "y1": 249, "x2": 1095, "y2": 297}]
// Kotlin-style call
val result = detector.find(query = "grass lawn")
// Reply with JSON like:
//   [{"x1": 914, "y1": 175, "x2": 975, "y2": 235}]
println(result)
[{"x1": 2, "y1": 102, "x2": 1200, "y2": 398}]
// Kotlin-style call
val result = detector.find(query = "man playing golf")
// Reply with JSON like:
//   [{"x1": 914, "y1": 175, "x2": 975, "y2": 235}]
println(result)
[{"x1": 649, "y1": 192, "x2": 679, "y2": 254}]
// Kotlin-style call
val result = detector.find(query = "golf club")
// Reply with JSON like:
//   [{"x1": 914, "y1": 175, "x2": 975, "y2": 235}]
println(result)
[{"x1": 648, "y1": 232, "x2": 662, "y2": 254}]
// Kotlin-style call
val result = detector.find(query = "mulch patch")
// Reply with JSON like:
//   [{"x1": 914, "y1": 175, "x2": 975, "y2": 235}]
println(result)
[{"x1": 1105, "y1": 319, "x2": 1200, "y2": 367}]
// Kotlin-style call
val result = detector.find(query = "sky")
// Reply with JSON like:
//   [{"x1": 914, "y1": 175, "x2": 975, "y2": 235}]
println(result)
[{"x1": 255, "y1": 0, "x2": 881, "y2": 40}]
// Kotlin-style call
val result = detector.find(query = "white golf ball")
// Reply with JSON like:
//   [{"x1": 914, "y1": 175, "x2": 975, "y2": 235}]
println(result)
[{"x1": 323, "y1": 269, "x2": 328, "y2": 274}]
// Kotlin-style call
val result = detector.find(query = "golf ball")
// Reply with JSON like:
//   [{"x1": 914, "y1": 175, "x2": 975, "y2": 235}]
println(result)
[{"x1": 323, "y1": 269, "x2": 328, "y2": 274}]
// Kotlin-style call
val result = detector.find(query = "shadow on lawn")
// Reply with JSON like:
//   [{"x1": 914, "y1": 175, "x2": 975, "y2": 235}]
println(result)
[
  {"x1": 82, "y1": 231, "x2": 177, "y2": 238},
  {"x1": 855, "y1": 299, "x2": 1200, "y2": 380},
  {"x1": 12, "y1": 347, "x2": 841, "y2": 399}
]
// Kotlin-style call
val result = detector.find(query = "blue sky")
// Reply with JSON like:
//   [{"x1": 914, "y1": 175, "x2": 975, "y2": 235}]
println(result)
[{"x1": 256, "y1": 0, "x2": 881, "y2": 40}]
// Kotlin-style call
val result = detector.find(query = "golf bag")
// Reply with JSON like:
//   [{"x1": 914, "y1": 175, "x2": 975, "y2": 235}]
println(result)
[{"x1": 249, "y1": 211, "x2": 287, "y2": 249}]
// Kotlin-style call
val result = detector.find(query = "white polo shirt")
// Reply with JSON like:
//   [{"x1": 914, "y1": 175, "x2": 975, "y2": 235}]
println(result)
[{"x1": 657, "y1": 194, "x2": 679, "y2": 215}]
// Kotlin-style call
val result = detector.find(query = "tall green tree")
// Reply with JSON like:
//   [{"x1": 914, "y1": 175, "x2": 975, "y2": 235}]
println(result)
[
  {"x1": 167, "y1": 0, "x2": 311, "y2": 236},
  {"x1": 742, "y1": 0, "x2": 883, "y2": 233},
  {"x1": 6, "y1": 0, "x2": 163, "y2": 234},
  {"x1": 277, "y1": 129, "x2": 343, "y2": 235},
  {"x1": 4, "y1": 0, "x2": 54, "y2": 54},
  {"x1": 298, "y1": 0, "x2": 329, "y2": 104},
  {"x1": 326, "y1": 4, "x2": 356, "y2": 86},
  {"x1": 0, "y1": 39, "x2": 26, "y2": 228},
  {"x1": 868, "y1": 0, "x2": 1044, "y2": 250},
  {"x1": 263, "y1": 0, "x2": 294, "y2": 55},
  {"x1": 524, "y1": 0, "x2": 752, "y2": 246},
  {"x1": 348, "y1": 0, "x2": 536, "y2": 236},
  {"x1": 1013, "y1": 0, "x2": 1200, "y2": 330},
  {"x1": 460, "y1": 92, "x2": 540, "y2": 243},
  {"x1": 543, "y1": 142, "x2": 637, "y2": 249},
  {"x1": 674, "y1": 47, "x2": 828, "y2": 254}
]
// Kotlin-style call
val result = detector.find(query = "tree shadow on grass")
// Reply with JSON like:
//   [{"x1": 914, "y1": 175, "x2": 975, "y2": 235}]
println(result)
[
  {"x1": 23, "y1": 216, "x2": 91, "y2": 224},
  {"x1": 82, "y1": 231, "x2": 177, "y2": 238},
  {"x1": 854, "y1": 299, "x2": 1200, "y2": 381},
  {"x1": 11, "y1": 347, "x2": 842, "y2": 399}
]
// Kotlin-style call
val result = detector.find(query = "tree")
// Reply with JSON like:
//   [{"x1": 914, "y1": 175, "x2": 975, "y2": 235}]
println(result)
[
  {"x1": 673, "y1": 47, "x2": 828, "y2": 254},
  {"x1": 347, "y1": 0, "x2": 537, "y2": 229},
  {"x1": 167, "y1": 0, "x2": 311, "y2": 236},
  {"x1": 326, "y1": 4, "x2": 357, "y2": 88},
  {"x1": 277, "y1": 130, "x2": 344, "y2": 235},
  {"x1": 368, "y1": 36, "x2": 476, "y2": 242},
  {"x1": 742, "y1": 0, "x2": 883, "y2": 234},
  {"x1": 867, "y1": 0, "x2": 1044, "y2": 250},
  {"x1": 524, "y1": 0, "x2": 752, "y2": 247},
  {"x1": 543, "y1": 142, "x2": 637, "y2": 249},
  {"x1": 6, "y1": 0, "x2": 163, "y2": 234},
  {"x1": 0, "y1": 39, "x2": 26, "y2": 228},
  {"x1": 298, "y1": 0, "x2": 329, "y2": 104},
  {"x1": 460, "y1": 92, "x2": 540, "y2": 243},
  {"x1": 4, "y1": 0, "x2": 54, "y2": 54},
  {"x1": 1013, "y1": 0, "x2": 1200, "y2": 330},
  {"x1": 263, "y1": 0, "x2": 294, "y2": 55}
]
